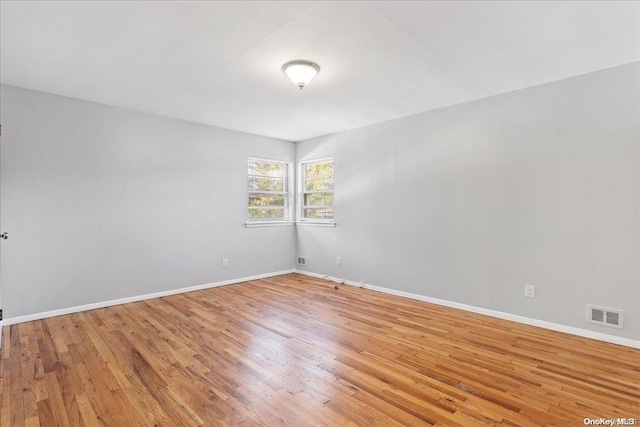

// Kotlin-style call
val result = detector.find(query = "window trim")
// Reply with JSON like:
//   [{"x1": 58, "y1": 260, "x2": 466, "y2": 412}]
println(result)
[
  {"x1": 246, "y1": 157, "x2": 294, "y2": 225},
  {"x1": 245, "y1": 221, "x2": 295, "y2": 228},
  {"x1": 297, "y1": 157, "x2": 335, "y2": 224}
]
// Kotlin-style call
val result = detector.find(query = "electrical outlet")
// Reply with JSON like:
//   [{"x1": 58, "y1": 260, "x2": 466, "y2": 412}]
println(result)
[
  {"x1": 524, "y1": 284, "x2": 535, "y2": 298},
  {"x1": 336, "y1": 256, "x2": 342, "y2": 266},
  {"x1": 221, "y1": 258, "x2": 228, "y2": 268}
]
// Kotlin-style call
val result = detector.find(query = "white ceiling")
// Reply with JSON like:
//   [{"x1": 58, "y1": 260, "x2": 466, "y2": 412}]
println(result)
[{"x1": 1, "y1": 1, "x2": 639, "y2": 141}]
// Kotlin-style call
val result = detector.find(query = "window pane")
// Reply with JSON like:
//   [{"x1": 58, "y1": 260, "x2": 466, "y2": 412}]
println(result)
[
  {"x1": 304, "y1": 177, "x2": 333, "y2": 192},
  {"x1": 248, "y1": 176, "x2": 284, "y2": 192},
  {"x1": 304, "y1": 162, "x2": 333, "y2": 179},
  {"x1": 248, "y1": 207, "x2": 285, "y2": 220},
  {"x1": 304, "y1": 207, "x2": 334, "y2": 219},
  {"x1": 248, "y1": 194, "x2": 285, "y2": 207},
  {"x1": 304, "y1": 192, "x2": 333, "y2": 206},
  {"x1": 304, "y1": 161, "x2": 333, "y2": 191},
  {"x1": 249, "y1": 161, "x2": 286, "y2": 178}
]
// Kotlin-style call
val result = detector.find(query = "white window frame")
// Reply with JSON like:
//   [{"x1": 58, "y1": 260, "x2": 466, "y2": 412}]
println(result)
[
  {"x1": 297, "y1": 157, "x2": 335, "y2": 225},
  {"x1": 246, "y1": 157, "x2": 294, "y2": 227}
]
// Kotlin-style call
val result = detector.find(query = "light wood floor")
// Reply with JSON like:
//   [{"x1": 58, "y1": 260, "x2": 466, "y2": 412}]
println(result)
[{"x1": 1, "y1": 274, "x2": 638, "y2": 426}]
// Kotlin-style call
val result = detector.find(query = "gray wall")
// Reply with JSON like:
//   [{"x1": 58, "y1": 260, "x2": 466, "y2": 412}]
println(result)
[
  {"x1": 1, "y1": 85, "x2": 295, "y2": 319},
  {"x1": 296, "y1": 63, "x2": 640, "y2": 341}
]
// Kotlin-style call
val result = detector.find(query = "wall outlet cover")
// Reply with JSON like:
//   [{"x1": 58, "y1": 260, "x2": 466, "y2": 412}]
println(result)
[{"x1": 524, "y1": 284, "x2": 535, "y2": 298}]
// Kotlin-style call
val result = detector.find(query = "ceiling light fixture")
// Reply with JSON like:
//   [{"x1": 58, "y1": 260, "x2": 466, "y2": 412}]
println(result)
[{"x1": 281, "y1": 60, "x2": 320, "y2": 90}]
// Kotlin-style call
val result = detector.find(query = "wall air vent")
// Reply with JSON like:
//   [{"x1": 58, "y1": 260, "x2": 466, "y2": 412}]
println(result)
[
  {"x1": 296, "y1": 256, "x2": 307, "y2": 266},
  {"x1": 587, "y1": 305, "x2": 623, "y2": 329}
]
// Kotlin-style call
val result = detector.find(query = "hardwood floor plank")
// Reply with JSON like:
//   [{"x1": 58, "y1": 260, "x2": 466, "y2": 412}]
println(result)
[
  {"x1": 20, "y1": 347, "x2": 38, "y2": 419},
  {"x1": 1, "y1": 358, "x2": 11, "y2": 427},
  {"x1": 1, "y1": 273, "x2": 639, "y2": 426},
  {"x1": 24, "y1": 415, "x2": 40, "y2": 427},
  {"x1": 74, "y1": 393, "x2": 100, "y2": 427},
  {"x1": 10, "y1": 327, "x2": 25, "y2": 427},
  {"x1": 43, "y1": 372, "x2": 70, "y2": 427},
  {"x1": 55, "y1": 353, "x2": 85, "y2": 427},
  {"x1": 35, "y1": 399, "x2": 55, "y2": 427}
]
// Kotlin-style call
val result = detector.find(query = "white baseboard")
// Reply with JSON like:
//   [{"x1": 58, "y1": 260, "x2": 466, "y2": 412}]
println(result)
[
  {"x1": 294, "y1": 269, "x2": 640, "y2": 350},
  {"x1": 2, "y1": 270, "x2": 295, "y2": 326}
]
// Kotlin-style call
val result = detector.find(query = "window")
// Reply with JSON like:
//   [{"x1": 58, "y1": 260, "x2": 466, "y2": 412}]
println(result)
[
  {"x1": 299, "y1": 158, "x2": 334, "y2": 221},
  {"x1": 247, "y1": 158, "x2": 292, "y2": 222}
]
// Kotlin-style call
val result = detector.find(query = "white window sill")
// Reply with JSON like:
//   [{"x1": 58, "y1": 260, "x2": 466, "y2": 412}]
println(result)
[
  {"x1": 295, "y1": 221, "x2": 336, "y2": 228},
  {"x1": 245, "y1": 221, "x2": 294, "y2": 228},
  {"x1": 245, "y1": 221, "x2": 336, "y2": 228}
]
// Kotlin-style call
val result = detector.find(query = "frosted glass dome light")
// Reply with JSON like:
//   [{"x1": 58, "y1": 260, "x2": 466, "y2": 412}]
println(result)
[{"x1": 282, "y1": 60, "x2": 320, "y2": 90}]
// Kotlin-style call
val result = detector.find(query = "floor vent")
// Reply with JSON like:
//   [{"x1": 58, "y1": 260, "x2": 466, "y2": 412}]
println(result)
[
  {"x1": 296, "y1": 256, "x2": 307, "y2": 266},
  {"x1": 587, "y1": 305, "x2": 623, "y2": 329}
]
